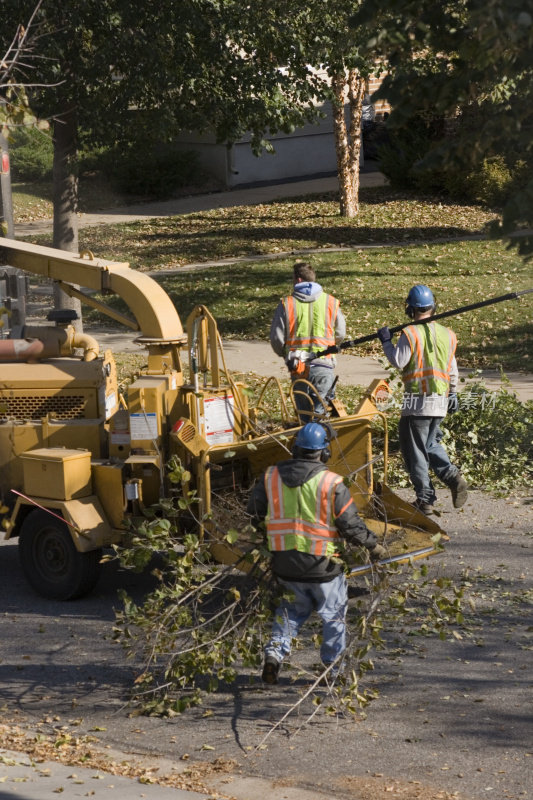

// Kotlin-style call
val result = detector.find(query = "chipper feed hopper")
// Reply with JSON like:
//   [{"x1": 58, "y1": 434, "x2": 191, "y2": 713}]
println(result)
[{"x1": 0, "y1": 239, "x2": 446, "y2": 599}]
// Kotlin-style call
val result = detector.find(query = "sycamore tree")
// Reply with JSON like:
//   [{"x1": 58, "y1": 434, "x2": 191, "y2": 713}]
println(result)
[
  {"x1": 311, "y1": 3, "x2": 393, "y2": 217},
  {"x1": 2, "y1": 2, "x2": 383, "y2": 250},
  {"x1": 220, "y1": 1, "x2": 381, "y2": 217},
  {"x1": 354, "y1": 0, "x2": 533, "y2": 258},
  {"x1": 88, "y1": 0, "x2": 384, "y2": 222}
]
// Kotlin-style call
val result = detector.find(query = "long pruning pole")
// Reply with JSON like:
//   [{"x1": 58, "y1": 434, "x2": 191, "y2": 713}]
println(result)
[{"x1": 316, "y1": 288, "x2": 533, "y2": 357}]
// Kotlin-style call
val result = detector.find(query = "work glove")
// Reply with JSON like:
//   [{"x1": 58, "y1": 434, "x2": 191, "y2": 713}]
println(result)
[
  {"x1": 447, "y1": 393, "x2": 459, "y2": 414},
  {"x1": 369, "y1": 543, "x2": 387, "y2": 562},
  {"x1": 286, "y1": 355, "x2": 298, "y2": 372},
  {"x1": 377, "y1": 326, "x2": 392, "y2": 344}
]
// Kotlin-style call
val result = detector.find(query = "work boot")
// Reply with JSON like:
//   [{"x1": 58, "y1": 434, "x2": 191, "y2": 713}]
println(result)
[
  {"x1": 448, "y1": 473, "x2": 468, "y2": 508},
  {"x1": 262, "y1": 656, "x2": 280, "y2": 685},
  {"x1": 412, "y1": 498, "x2": 434, "y2": 516}
]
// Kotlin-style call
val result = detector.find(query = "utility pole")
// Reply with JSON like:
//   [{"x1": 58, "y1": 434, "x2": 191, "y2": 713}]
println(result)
[
  {"x1": 0, "y1": 131, "x2": 27, "y2": 332},
  {"x1": 0, "y1": 131, "x2": 15, "y2": 239}
]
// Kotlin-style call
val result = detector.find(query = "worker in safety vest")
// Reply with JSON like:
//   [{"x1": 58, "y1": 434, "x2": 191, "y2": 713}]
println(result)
[
  {"x1": 247, "y1": 422, "x2": 386, "y2": 685},
  {"x1": 270, "y1": 260, "x2": 346, "y2": 422},
  {"x1": 377, "y1": 284, "x2": 468, "y2": 515}
]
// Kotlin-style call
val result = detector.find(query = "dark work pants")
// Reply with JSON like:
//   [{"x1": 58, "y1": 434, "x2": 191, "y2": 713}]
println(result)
[{"x1": 399, "y1": 416, "x2": 458, "y2": 505}]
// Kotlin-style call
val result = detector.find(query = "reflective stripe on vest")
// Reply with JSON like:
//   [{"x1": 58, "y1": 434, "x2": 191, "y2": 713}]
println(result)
[
  {"x1": 264, "y1": 466, "x2": 343, "y2": 557},
  {"x1": 283, "y1": 293, "x2": 339, "y2": 358},
  {"x1": 402, "y1": 322, "x2": 457, "y2": 396}
]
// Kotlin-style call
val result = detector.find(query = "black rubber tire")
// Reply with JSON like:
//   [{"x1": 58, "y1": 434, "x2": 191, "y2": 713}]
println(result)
[{"x1": 18, "y1": 509, "x2": 101, "y2": 600}]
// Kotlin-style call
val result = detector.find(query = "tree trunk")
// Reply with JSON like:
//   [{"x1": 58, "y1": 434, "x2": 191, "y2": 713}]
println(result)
[
  {"x1": 52, "y1": 105, "x2": 83, "y2": 331},
  {"x1": 332, "y1": 69, "x2": 366, "y2": 218}
]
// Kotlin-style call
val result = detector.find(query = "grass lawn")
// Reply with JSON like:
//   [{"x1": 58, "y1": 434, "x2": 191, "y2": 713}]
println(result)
[
  {"x1": 154, "y1": 239, "x2": 531, "y2": 371},
  {"x1": 20, "y1": 184, "x2": 532, "y2": 371},
  {"x1": 11, "y1": 182, "x2": 54, "y2": 222},
  {"x1": 79, "y1": 237, "x2": 531, "y2": 371},
  {"x1": 12, "y1": 177, "x2": 148, "y2": 222},
  {"x1": 78, "y1": 241, "x2": 533, "y2": 371},
  {"x1": 70, "y1": 185, "x2": 497, "y2": 269}
]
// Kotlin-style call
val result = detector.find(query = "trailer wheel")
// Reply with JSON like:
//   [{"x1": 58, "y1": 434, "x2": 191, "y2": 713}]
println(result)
[{"x1": 19, "y1": 510, "x2": 101, "y2": 600}]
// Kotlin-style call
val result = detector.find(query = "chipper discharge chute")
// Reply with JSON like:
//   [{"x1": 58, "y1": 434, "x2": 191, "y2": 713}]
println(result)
[{"x1": 0, "y1": 239, "x2": 444, "y2": 599}]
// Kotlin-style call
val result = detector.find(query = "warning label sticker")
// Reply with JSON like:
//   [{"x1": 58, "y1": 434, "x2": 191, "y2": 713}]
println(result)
[
  {"x1": 204, "y1": 395, "x2": 235, "y2": 445},
  {"x1": 130, "y1": 412, "x2": 158, "y2": 441},
  {"x1": 105, "y1": 392, "x2": 118, "y2": 419}
]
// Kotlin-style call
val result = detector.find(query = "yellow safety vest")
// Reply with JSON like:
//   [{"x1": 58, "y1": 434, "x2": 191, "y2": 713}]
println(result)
[
  {"x1": 402, "y1": 322, "x2": 457, "y2": 395},
  {"x1": 264, "y1": 466, "x2": 346, "y2": 557},
  {"x1": 283, "y1": 293, "x2": 339, "y2": 360}
]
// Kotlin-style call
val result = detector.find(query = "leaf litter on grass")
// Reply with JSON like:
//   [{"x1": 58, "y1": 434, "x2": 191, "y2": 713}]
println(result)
[{"x1": 23, "y1": 187, "x2": 531, "y2": 371}]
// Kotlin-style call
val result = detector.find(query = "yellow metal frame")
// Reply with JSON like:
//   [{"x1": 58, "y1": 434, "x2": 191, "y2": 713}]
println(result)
[
  {"x1": 0, "y1": 240, "x2": 187, "y2": 372},
  {"x1": 6, "y1": 492, "x2": 120, "y2": 551},
  {"x1": 0, "y1": 240, "x2": 447, "y2": 580}
]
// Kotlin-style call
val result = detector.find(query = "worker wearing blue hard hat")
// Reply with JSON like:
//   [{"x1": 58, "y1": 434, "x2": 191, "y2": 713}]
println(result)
[
  {"x1": 377, "y1": 284, "x2": 468, "y2": 515},
  {"x1": 247, "y1": 422, "x2": 386, "y2": 686}
]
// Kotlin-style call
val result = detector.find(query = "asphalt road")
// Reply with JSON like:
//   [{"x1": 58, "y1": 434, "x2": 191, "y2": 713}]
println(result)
[
  {"x1": 5, "y1": 165, "x2": 532, "y2": 799},
  {"x1": 0, "y1": 488, "x2": 531, "y2": 800}
]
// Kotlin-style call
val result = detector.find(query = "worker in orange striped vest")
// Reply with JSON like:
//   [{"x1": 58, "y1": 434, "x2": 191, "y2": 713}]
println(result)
[
  {"x1": 270, "y1": 261, "x2": 346, "y2": 422},
  {"x1": 247, "y1": 422, "x2": 386, "y2": 685},
  {"x1": 377, "y1": 284, "x2": 468, "y2": 516}
]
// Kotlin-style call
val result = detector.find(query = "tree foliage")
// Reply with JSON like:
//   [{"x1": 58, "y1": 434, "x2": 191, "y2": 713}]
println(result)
[
  {"x1": 113, "y1": 458, "x2": 463, "y2": 725},
  {"x1": 1, "y1": 1, "x2": 383, "y2": 233},
  {"x1": 0, "y1": 1, "x2": 49, "y2": 131},
  {"x1": 3, "y1": 1, "x2": 330, "y2": 160},
  {"x1": 354, "y1": 0, "x2": 533, "y2": 257}
]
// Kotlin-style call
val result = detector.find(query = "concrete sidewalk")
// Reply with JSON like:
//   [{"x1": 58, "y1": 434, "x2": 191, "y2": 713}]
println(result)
[
  {"x1": 0, "y1": 746, "x2": 347, "y2": 800},
  {"x1": 0, "y1": 749, "x2": 210, "y2": 800},
  {"x1": 89, "y1": 327, "x2": 533, "y2": 403},
  {"x1": 220, "y1": 339, "x2": 533, "y2": 403},
  {"x1": 14, "y1": 170, "x2": 387, "y2": 238}
]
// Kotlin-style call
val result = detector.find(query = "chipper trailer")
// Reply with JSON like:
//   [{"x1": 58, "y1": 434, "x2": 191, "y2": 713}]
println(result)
[{"x1": 0, "y1": 239, "x2": 444, "y2": 599}]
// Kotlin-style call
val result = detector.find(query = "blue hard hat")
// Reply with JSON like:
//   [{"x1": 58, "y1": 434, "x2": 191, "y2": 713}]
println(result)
[
  {"x1": 294, "y1": 422, "x2": 328, "y2": 450},
  {"x1": 406, "y1": 284, "x2": 435, "y2": 309}
]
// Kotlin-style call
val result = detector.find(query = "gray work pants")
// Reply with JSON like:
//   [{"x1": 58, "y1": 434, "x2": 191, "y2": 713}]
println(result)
[{"x1": 292, "y1": 365, "x2": 336, "y2": 422}]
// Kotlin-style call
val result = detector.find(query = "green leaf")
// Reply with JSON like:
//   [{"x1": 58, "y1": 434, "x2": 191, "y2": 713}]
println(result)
[{"x1": 225, "y1": 528, "x2": 240, "y2": 544}]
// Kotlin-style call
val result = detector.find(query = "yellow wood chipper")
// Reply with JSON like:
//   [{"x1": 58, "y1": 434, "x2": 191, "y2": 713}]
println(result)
[{"x1": 0, "y1": 239, "x2": 445, "y2": 599}]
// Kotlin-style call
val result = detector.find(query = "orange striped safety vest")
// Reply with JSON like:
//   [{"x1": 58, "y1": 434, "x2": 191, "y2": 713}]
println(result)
[
  {"x1": 283, "y1": 292, "x2": 339, "y2": 360},
  {"x1": 402, "y1": 322, "x2": 457, "y2": 396},
  {"x1": 264, "y1": 466, "x2": 347, "y2": 557}
]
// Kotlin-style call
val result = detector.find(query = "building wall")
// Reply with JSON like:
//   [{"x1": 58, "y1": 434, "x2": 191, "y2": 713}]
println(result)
[
  {"x1": 176, "y1": 71, "x2": 387, "y2": 188},
  {"x1": 175, "y1": 102, "x2": 340, "y2": 188},
  {"x1": 368, "y1": 72, "x2": 390, "y2": 119},
  {"x1": 227, "y1": 105, "x2": 341, "y2": 188}
]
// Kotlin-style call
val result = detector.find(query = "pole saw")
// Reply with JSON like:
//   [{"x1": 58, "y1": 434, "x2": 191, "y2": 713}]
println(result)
[{"x1": 315, "y1": 288, "x2": 533, "y2": 358}]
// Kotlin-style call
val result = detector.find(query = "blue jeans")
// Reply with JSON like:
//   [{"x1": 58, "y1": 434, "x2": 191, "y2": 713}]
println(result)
[
  {"x1": 292, "y1": 365, "x2": 336, "y2": 422},
  {"x1": 399, "y1": 416, "x2": 458, "y2": 505},
  {"x1": 265, "y1": 573, "x2": 347, "y2": 666}
]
